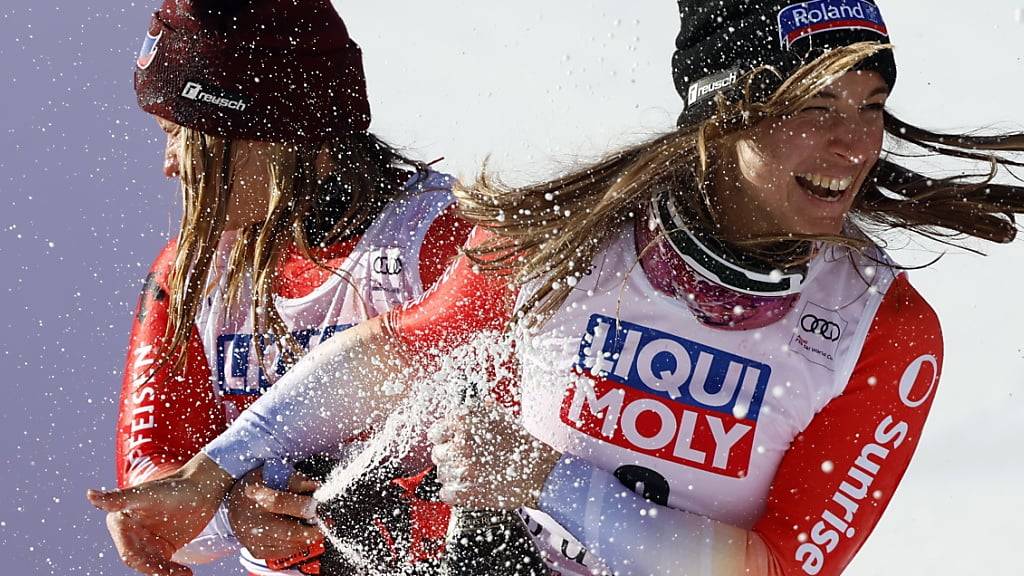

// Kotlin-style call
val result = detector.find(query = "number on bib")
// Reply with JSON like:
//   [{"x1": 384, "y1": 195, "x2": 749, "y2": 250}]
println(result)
[{"x1": 613, "y1": 465, "x2": 670, "y2": 506}]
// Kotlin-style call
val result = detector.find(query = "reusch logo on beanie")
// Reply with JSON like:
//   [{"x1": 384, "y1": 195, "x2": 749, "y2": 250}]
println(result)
[
  {"x1": 687, "y1": 67, "x2": 741, "y2": 108},
  {"x1": 673, "y1": 0, "x2": 896, "y2": 126},
  {"x1": 180, "y1": 82, "x2": 248, "y2": 112},
  {"x1": 134, "y1": 0, "x2": 370, "y2": 144}
]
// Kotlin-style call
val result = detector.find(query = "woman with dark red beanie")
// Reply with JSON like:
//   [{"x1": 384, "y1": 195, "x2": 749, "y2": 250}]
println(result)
[{"x1": 100, "y1": 1, "x2": 470, "y2": 574}]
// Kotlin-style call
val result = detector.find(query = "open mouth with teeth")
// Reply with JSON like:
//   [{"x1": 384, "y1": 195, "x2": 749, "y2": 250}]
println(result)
[{"x1": 795, "y1": 173, "x2": 854, "y2": 202}]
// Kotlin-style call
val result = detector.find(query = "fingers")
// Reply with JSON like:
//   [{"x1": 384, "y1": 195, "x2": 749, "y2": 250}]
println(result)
[
  {"x1": 263, "y1": 539, "x2": 326, "y2": 571},
  {"x1": 432, "y1": 428, "x2": 476, "y2": 508},
  {"x1": 430, "y1": 441, "x2": 451, "y2": 468},
  {"x1": 231, "y1": 479, "x2": 322, "y2": 558},
  {"x1": 242, "y1": 516, "x2": 323, "y2": 559},
  {"x1": 245, "y1": 468, "x2": 264, "y2": 484},
  {"x1": 105, "y1": 512, "x2": 192, "y2": 576},
  {"x1": 438, "y1": 482, "x2": 475, "y2": 508},
  {"x1": 438, "y1": 483, "x2": 458, "y2": 505},
  {"x1": 248, "y1": 538, "x2": 324, "y2": 562},
  {"x1": 427, "y1": 417, "x2": 456, "y2": 445},
  {"x1": 287, "y1": 472, "x2": 321, "y2": 495},
  {"x1": 430, "y1": 405, "x2": 524, "y2": 509},
  {"x1": 432, "y1": 411, "x2": 476, "y2": 486},
  {"x1": 435, "y1": 460, "x2": 466, "y2": 486},
  {"x1": 87, "y1": 488, "x2": 130, "y2": 513},
  {"x1": 432, "y1": 440, "x2": 473, "y2": 479},
  {"x1": 462, "y1": 399, "x2": 507, "y2": 426},
  {"x1": 246, "y1": 484, "x2": 319, "y2": 520},
  {"x1": 465, "y1": 397, "x2": 499, "y2": 417}
]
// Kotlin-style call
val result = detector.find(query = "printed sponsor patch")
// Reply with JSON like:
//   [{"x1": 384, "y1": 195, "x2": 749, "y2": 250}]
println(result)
[
  {"x1": 180, "y1": 81, "x2": 248, "y2": 111},
  {"x1": 687, "y1": 67, "x2": 741, "y2": 108},
  {"x1": 371, "y1": 248, "x2": 404, "y2": 277},
  {"x1": 562, "y1": 315, "x2": 771, "y2": 478},
  {"x1": 136, "y1": 30, "x2": 162, "y2": 70},
  {"x1": 216, "y1": 324, "x2": 352, "y2": 394},
  {"x1": 368, "y1": 247, "x2": 407, "y2": 301},
  {"x1": 777, "y1": 0, "x2": 888, "y2": 49},
  {"x1": 790, "y1": 301, "x2": 847, "y2": 370}
]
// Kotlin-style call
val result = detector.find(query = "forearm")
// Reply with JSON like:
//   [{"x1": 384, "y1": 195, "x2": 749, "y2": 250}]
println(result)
[
  {"x1": 203, "y1": 318, "x2": 410, "y2": 479},
  {"x1": 116, "y1": 307, "x2": 224, "y2": 487},
  {"x1": 171, "y1": 502, "x2": 238, "y2": 565},
  {"x1": 537, "y1": 456, "x2": 780, "y2": 576}
]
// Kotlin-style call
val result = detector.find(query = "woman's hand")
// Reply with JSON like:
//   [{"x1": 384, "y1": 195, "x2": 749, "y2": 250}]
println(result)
[
  {"x1": 227, "y1": 468, "x2": 323, "y2": 563},
  {"x1": 86, "y1": 453, "x2": 235, "y2": 576},
  {"x1": 430, "y1": 401, "x2": 561, "y2": 510}
]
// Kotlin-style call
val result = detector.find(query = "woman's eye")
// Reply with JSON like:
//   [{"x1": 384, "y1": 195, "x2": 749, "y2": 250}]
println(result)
[
  {"x1": 799, "y1": 106, "x2": 830, "y2": 114},
  {"x1": 862, "y1": 103, "x2": 886, "y2": 112}
]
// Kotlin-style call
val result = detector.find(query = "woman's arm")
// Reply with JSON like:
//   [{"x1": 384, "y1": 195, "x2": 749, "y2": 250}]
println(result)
[
  {"x1": 200, "y1": 315, "x2": 398, "y2": 477},
  {"x1": 90, "y1": 229, "x2": 515, "y2": 575},
  {"x1": 417, "y1": 204, "x2": 475, "y2": 288},
  {"x1": 115, "y1": 241, "x2": 227, "y2": 487},
  {"x1": 203, "y1": 227, "x2": 516, "y2": 478},
  {"x1": 536, "y1": 456, "x2": 769, "y2": 575},
  {"x1": 112, "y1": 242, "x2": 245, "y2": 566},
  {"x1": 751, "y1": 274, "x2": 942, "y2": 575}
]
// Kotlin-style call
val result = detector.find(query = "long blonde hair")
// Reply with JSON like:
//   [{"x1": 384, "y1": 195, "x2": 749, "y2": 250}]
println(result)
[
  {"x1": 165, "y1": 129, "x2": 424, "y2": 366},
  {"x1": 457, "y1": 43, "x2": 1024, "y2": 323}
]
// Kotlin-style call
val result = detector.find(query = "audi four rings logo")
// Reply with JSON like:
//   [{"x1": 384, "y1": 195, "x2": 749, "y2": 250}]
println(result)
[
  {"x1": 373, "y1": 255, "x2": 403, "y2": 275},
  {"x1": 801, "y1": 314, "x2": 842, "y2": 341}
]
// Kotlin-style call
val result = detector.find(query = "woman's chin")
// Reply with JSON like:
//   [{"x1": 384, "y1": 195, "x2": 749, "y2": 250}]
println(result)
[
  {"x1": 784, "y1": 196, "x2": 853, "y2": 235},
  {"x1": 771, "y1": 206, "x2": 848, "y2": 237},
  {"x1": 785, "y1": 216, "x2": 846, "y2": 237}
]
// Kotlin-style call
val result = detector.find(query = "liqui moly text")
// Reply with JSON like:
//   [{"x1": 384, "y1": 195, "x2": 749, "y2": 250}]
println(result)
[
  {"x1": 216, "y1": 323, "x2": 352, "y2": 394},
  {"x1": 562, "y1": 315, "x2": 771, "y2": 477}
]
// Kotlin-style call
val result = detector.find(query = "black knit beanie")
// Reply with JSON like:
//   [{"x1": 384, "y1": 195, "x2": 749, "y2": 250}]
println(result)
[{"x1": 672, "y1": 0, "x2": 897, "y2": 125}]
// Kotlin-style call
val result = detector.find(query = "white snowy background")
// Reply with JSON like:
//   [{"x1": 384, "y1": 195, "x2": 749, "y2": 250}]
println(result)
[{"x1": 0, "y1": 1, "x2": 1021, "y2": 574}]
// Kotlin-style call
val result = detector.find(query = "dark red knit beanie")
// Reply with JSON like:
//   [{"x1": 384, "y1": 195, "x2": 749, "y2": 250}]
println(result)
[{"x1": 134, "y1": 0, "x2": 371, "y2": 144}]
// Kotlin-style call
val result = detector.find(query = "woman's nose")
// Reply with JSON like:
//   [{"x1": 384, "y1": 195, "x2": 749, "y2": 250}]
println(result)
[
  {"x1": 825, "y1": 114, "x2": 880, "y2": 166},
  {"x1": 163, "y1": 133, "x2": 180, "y2": 178}
]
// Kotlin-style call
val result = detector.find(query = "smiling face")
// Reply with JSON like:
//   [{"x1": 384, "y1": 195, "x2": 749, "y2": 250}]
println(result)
[{"x1": 710, "y1": 70, "x2": 889, "y2": 238}]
